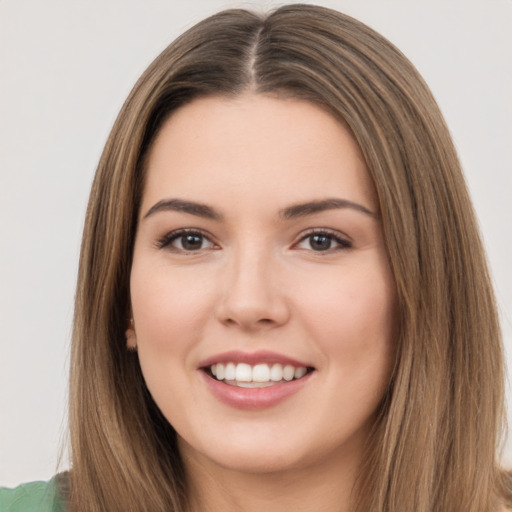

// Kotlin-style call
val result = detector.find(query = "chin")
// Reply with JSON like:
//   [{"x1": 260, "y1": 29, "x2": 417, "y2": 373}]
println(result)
[
  {"x1": 178, "y1": 431, "x2": 312, "y2": 475},
  {"x1": 208, "y1": 450, "x2": 304, "y2": 475}
]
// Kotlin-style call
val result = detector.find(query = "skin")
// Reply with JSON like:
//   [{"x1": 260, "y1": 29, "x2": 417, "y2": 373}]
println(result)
[{"x1": 129, "y1": 94, "x2": 398, "y2": 512}]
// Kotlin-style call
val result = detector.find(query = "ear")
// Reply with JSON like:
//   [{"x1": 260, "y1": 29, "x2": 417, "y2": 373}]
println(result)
[{"x1": 125, "y1": 317, "x2": 137, "y2": 351}]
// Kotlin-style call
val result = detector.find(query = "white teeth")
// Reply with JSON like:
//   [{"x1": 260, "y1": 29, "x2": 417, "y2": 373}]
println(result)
[
  {"x1": 252, "y1": 364, "x2": 270, "y2": 382},
  {"x1": 270, "y1": 363, "x2": 283, "y2": 381},
  {"x1": 225, "y1": 362, "x2": 236, "y2": 381},
  {"x1": 216, "y1": 364, "x2": 225, "y2": 380},
  {"x1": 283, "y1": 365, "x2": 295, "y2": 381},
  {"x1": 294, "y1": 367, "x2": 307, "y2": 379},
  {"x1": 235, "y1": 363, "x2": 252, "y2": 382},
  {"x1": 228, "y1": 381, "x2": 275, "y2": 388},
  {"x1": 209, "y1": 362, "x2": 309, "y2": 385}
]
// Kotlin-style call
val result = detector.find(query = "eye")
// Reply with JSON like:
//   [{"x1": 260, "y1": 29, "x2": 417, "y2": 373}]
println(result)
[
  {"x1": 157, "y1": 229, "x2": 217, "y2": 252},
  {"x1": 295, "y1": 230, "x2": 352, "y2": 252}
]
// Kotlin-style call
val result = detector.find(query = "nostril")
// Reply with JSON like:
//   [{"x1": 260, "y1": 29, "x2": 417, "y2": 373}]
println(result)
[
  {"x1": 223, "y1": 316, "x2": 275, "y2": 327},
  {"x1": 215, "y1": 290, "x2": 291, "y2": 329}
]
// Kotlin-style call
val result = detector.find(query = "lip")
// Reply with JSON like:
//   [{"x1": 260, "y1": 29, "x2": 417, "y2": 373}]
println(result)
[
  {"x1": 198, "y1": 350, "x2": 314, "y2": 410},
  {"x1": 198, "y1": 350, "x2": 311, "y2": 368},
  {"x1": 200, "y1": 369, "x2": 313, "y2": 410}
]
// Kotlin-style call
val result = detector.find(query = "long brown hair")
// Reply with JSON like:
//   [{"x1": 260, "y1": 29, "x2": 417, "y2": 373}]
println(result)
[{"x1": 69, "y1": 5, "x2": 509, "y2": 511}]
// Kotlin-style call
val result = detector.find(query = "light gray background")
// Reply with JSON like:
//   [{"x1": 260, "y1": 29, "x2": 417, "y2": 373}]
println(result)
[{"x1": 1, "y1": 0, "x2": 511, "y2": 486}]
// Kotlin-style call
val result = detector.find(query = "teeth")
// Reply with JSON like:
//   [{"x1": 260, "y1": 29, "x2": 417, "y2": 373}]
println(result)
[
  {"x1": 270, "y1": 363, "x2": 283, "y2": 381},
  {"x1": 225, "y1": 362, "x2": 236, "y2": 380},
  {"x1": 216, "y1": 363, "x2": 225, "y2": 380},
  {"x1": 252, "y1": 364, "x2": 270, "y2": 382},
  {"x1": 283, "y1": 365, "x2": 295, "y2": 381},
  {"x1": 209, "y1": 362, "x2": 309, "y2": 385},
  {"x1": 227, "y1": 381, "x2": 276, "y2": 388},
  {"x1": 294, "y1": 367, "x2": 307, "y2": 379},
  {"x1": 235, "y1": 363, "x2": 252, "y2": 382}
]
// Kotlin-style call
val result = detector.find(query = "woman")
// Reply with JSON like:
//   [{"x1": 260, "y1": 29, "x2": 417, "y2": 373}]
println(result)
[{"x1": 1, "y1": 4, "x2": 509, "y2": 512}]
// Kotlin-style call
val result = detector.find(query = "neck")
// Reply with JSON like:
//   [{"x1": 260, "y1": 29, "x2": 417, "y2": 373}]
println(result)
[{"x1": 181, "y1": 441, "x2": 362, "y2": 512}]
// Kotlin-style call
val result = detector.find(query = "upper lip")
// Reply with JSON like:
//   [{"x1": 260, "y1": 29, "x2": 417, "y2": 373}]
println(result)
[{"x1": 198, "y1": 350, "x2": 313, "y2": 369}]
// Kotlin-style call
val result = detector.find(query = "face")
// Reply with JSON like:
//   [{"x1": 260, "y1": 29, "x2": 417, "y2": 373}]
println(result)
[{"x1": 129, "y1": 94, "x2": 397, "y2": 476}]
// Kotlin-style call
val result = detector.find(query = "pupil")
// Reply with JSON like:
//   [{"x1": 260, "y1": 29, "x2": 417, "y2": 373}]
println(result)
[
  {"x1": 182, "y1": 234, "x2": 202, "y2": 250},
  {"x1": 311, "y1": 234, "x2": 331, "y2": 251}
]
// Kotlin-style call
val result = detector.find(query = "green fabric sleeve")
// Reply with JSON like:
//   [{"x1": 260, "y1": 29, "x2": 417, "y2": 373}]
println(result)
[{"x1": 0, "y1": 477, "x2": 65, "y2": 512}]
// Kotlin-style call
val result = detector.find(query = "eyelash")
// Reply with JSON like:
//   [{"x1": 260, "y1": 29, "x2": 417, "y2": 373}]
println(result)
[
  {"x1": 294, "y1": 228, "x2": 352, "y2": 252},
  {"x1": 156, "y1": 229, "x2": 217, "y2": 252},
  {"x1": 156, "y1": 228, "x2": 352, "y2": 253}
]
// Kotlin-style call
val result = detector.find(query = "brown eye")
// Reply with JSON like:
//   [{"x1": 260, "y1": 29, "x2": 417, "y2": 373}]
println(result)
[
  {"x1": 309, "y1": 234, "x2": 333, "y2": 251},
  {"x1": 295, "y1": 230, "x2": 352, "y2": 252},
  {"x1": 177, "y1": 233, "x2": 205, "y2": 251},
  {"x1": 157, "y1": 230, "x2": 216, "y2": 252}
]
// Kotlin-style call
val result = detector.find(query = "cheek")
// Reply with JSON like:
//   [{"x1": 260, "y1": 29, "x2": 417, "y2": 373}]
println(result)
[
  {"x1": 295, "y1": 262, "x2": 397, "y2": 376},
  {"x1": 129, "y1": 265, "x2": 215, "y2": 420},
  {"x1": 130, "y1": 263, "x2": 215, "y2": 351},
  {"x1": 302, "y1": 274, "x2": 395, "y2": 339}
]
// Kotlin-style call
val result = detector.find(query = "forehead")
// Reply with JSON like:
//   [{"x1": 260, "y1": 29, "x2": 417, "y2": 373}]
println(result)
[{"x1": 142, "y1": 93, "x2": 376, "y2": 215}]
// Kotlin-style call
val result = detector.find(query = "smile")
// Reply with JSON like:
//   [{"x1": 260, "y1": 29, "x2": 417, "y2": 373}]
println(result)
[
  {"x1": 199, "y1": 352, "x2": 315, "y2": 409},
  {"x1": 209, "y1": 362, "x2": 309, "y2": 388}
]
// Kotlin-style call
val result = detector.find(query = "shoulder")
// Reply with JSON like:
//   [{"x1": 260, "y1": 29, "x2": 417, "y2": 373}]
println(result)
[{"x1": 0, "y1": 476, "x2": 66, "y2": 512}]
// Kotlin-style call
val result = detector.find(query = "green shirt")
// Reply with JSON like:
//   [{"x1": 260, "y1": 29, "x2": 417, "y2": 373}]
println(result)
[{"x1": 0, "y1": 476, "x2": 66, "y2": 512}]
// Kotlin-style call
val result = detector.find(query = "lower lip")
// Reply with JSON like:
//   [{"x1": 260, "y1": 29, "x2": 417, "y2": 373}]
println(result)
[{"x1": 201, "y1": 371, "x2": 313, "y2": 410}]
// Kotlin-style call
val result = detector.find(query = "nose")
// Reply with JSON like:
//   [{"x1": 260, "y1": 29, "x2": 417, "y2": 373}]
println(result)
[{"x1": 215, "y1": 246, "x2": 291, "y2": 331}]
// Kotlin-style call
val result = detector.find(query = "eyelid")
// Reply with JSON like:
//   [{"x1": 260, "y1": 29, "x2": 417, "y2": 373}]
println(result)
[
  {"x1": 156, "y1": 228, "x2": 219, "y2": 252},
  {"x1": 293, "y1": 228, "x2": 352, "y2": 251}
]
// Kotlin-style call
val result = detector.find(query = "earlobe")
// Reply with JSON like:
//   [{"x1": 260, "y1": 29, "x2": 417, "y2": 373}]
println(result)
[{"x1": 126, "y1": 318, "x2": 138, "y2": 351}]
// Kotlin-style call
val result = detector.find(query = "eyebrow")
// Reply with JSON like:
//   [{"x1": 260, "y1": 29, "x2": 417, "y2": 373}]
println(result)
[
  {"x1": 143, "y1": 197, "x2": 377, "y2": 222},
  {"x1": 143, "y1": 199, "x2": 223, "y2": 220},
  {"x1": 279, "y1": 198, "x2": 377, "y2": 219}
]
